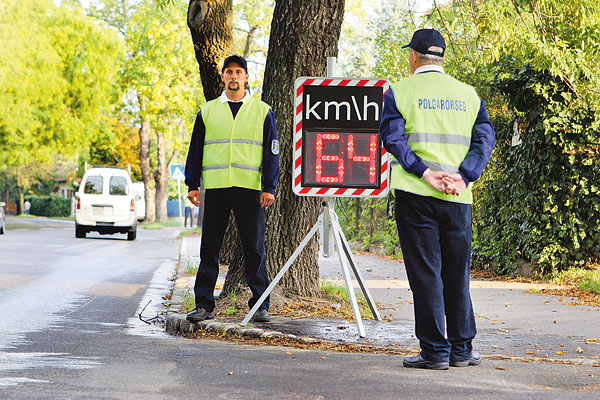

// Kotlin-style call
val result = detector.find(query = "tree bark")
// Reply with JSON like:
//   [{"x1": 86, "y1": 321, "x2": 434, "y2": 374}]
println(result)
[
  {"x1": 16, "y1": 169, "x2": 24, "y2": 215},
  {"x1": 154, "y1": 130, "x2": 168, "y2": 222},
  {"x1": 262, "y1": 0, "x2": 346, "y2": 297},
  {"x1": 138, "y1": 100, "x2": 156, "y2": 222},
  {"x1": 187, "y1": 0, "x2": 235, "y2": 101}
]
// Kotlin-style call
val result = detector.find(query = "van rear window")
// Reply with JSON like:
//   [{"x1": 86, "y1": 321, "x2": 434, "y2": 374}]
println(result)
[
  {"x1": 84, "y1": 176, "x2": 103, "y2": 194},
  {"x1": 110, "y1": 176, "x2": 129, "y2": 195}
]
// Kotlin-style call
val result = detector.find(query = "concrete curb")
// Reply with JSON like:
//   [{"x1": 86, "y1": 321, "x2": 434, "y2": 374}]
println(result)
[{"x1": 164, "y1": 313, "x2": 309, "y2": 342}]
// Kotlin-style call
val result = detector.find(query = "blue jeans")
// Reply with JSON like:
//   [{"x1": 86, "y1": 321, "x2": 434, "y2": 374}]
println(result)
[
  {"x1": 193, "y1": 187, "x2": 270, "y2": 312},
  {"x1": 395, "y1": 190, "x2": 476, "y2": 362}
]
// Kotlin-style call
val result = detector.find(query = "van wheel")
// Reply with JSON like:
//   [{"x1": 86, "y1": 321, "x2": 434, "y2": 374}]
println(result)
[
  {"x1": 127, "y1": 229, "x2": 136, "y2": 241},
  {"x1": 75, "y1": 225, "x2": 86, "y2": 238}
]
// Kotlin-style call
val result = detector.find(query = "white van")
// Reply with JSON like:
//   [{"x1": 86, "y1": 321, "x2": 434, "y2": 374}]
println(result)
[
  {"x1": 131, "y1": 182, "x2": 145, "y2": 221},
  {"x1": 75, "y1": 167, "x2": 137, "y2": 240}
]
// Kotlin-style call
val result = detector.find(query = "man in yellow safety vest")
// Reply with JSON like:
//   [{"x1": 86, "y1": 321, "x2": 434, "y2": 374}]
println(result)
[{"x1": 184, "y1": 55, "x2": 280, "y2": 323}]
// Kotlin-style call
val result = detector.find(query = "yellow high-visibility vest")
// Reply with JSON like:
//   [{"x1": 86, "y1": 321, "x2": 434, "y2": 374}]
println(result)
[
  {"x1": 201, "y1": 97, "x2": 270, "y2": 191},
  {"x1": 391, "y1": 72, "x2": 480, "y2": 204}
]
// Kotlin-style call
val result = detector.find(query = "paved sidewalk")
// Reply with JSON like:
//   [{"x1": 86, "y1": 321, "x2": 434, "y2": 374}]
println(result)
[{"x1": 166, "y1": 235, "x2": 600, "y2": 366}]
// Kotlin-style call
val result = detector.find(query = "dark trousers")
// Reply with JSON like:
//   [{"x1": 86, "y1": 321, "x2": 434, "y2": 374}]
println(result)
[
  {"x1": 395, "y1": 190, "x2": 476, "y2": 362},
  {"x1": 193, "y1": 187, "x2": 270, "y2": 312},
  {"x1": 184, "y1": 207, "x2": 193, "y2": 227}
]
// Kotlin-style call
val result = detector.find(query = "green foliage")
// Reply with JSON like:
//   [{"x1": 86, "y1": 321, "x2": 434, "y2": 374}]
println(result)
[
  {"x1": 0, "y1": 0, "x2": 125, "y2": 194},
  {"x1": 338, "y1": 198, "x2": 400, "y2": 256},
  {"x1": 29, "y1": 196, "x2": 72, "y2": 217},
  {"x1": 473, "y1": 61, "x2": 600, "y2": 275}
]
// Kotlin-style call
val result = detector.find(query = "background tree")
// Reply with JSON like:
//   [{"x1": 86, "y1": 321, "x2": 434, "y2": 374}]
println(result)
[{"x1": 90, "y1": 0, "x2": 201, "y2": 222}]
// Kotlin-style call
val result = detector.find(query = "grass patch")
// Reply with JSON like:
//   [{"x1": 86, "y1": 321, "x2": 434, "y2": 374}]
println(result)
[
  {"x1": 223, "y1": 288, "x2": 240, "y2": 316},
  {"x1": 186, "y1": 260, "x2": 199, "y2": 275},
  {"x1": 548, "y1": 267, "x2": 600, "y2": 295},
  {"x1": 320, "y1": 280, "x2": 373, "y2": 320},
  {"x1": 142, "y1": 220, "x2": 181, "y2": 230},
  {"x1": 180, "y1": 290, "x2": 195, "y2": 313},
  {"x1": 179, "y1": 227, "x2": 202, "y2": 238}
]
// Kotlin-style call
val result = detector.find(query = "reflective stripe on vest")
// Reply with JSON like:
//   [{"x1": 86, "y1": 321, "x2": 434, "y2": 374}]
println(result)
[
  {"x1": 390, "y1": 72, "x2": 480, "y2": 204},
  {"x1": 201, "y1": 97, "x2": 270, "y2": 190}
]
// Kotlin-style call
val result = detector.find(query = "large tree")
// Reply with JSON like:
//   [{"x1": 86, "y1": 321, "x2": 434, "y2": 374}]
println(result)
[
  {"x1": 90, "y1": 0, "x2": 201, "y2": 222},
  {"x1": 261, "y1": 0, "x2": 345, "y2": 296}
]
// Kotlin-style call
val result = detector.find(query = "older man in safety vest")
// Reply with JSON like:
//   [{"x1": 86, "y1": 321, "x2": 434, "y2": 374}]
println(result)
[{"x1": 380, "y1": 29, "x2": 495, "y2": 370}]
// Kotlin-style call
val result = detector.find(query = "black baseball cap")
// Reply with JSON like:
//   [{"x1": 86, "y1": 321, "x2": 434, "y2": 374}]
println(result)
[
  {"x1": 401, "y1": 29, "x2": 446, "y2": 57},
  {"x1": 222, "y1": 55, "x2": 248, "y2": 72}
]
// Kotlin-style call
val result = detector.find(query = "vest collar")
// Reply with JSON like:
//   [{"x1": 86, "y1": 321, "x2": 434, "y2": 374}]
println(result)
[
  {"x1": 220, "y1": 90, "x2": 250, "y2": 104},
  {"x1": 414, "y1": 65, "x2": 445, "y2": 75}
]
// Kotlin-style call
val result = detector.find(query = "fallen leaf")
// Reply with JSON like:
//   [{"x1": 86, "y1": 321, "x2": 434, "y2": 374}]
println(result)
[
  {"x1": 286, "y1": 352, "x2": 293, "y2": 355},
  {"x1": 319, "y1": 356, "x2": 326, "y2": 359},
  {"x1": 577, "y1": 347, "x2": 584, "y2": 354},
  {"x1": 505, "y1": 303, "x2": 513, "y2": 306},
  {"x1": 386, "y1": 318, "x2": 393, "y2": 322},
  {"x1": 553, "y1": 320, "x2": 557, "y2": 324},
  {"x1": 555, "y1": 351, "x2": 565, "y2": 355},
  {"x1": 496, "y1": 367, "x2": 508, "y2": 371},
  {"x1": 227, "y1": 371, "x2": 234, "y2": 375}
]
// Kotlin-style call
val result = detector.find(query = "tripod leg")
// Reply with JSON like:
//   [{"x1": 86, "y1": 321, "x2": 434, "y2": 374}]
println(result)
[
  {"x1": 331, "y1": 217, "x2": 366, "y2": 337},
  {"x1": 331, "y1": 215, "x2": 382, "y2": 320},
  {"x1": 241, "y1": 218, "x2": 321, "y2": 325}
]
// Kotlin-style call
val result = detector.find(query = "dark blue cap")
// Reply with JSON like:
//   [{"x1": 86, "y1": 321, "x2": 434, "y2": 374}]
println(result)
[
  {"x1": 401, "y1": 29, "x2": 446, "y2": 57},
  {"x1": 222, "y1": 55, "x2": 248, "y2": 72}
]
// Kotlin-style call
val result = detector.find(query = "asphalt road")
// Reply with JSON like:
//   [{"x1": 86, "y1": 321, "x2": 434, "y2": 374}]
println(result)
[{"x1": 0, "y1": 217, "x2": 598, "y2": 399}]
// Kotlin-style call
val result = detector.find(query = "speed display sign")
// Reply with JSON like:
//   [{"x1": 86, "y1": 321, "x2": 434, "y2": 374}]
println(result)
[{"x1": 293, "y1": 77, "x2": 391, "y2": 197}]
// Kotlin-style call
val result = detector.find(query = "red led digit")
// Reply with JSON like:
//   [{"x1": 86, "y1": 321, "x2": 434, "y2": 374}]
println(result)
[
  {"x1": 369, "y1": 134, "x2": 377, "y2": 184},
  {"x1": 314, "y1": 133, "x2": 343, "y2": 183},
  {"x1": 348, "y1": 134, "x2": 378, "y2": 184}
]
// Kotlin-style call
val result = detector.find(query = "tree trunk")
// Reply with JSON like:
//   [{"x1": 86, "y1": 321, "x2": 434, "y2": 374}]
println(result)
[
  {"x1": 138, "y1": 101, "x2": 156, "y2": 222},
  {"x1": 16, "y1": 168, "x2": 24, "y2": 215},
  {"x1": 261, "y1": 0, "x2": 346, "y2": 297},
  {"x1": 187, "y1": 0, "x2": 235, "y2": 101},
  {"x1": 2, "y1": 172, "x2": 9, "y2": 206},
  {"x1": 154, "y1": 130, "x2": 168, "y2": 222},
  {"x1": 220, "y1": 212, "x2": 246, "y2": 296}
]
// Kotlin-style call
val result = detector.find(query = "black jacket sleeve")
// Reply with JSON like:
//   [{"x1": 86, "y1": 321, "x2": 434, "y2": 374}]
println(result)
[{"x1": 184, "y1": 112, "x2": 205, "y2": 192}]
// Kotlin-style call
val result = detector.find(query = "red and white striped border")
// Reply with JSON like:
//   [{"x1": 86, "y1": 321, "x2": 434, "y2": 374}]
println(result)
[{"x1": 292, "y1": 77, "x2": 391, "y2": 198}]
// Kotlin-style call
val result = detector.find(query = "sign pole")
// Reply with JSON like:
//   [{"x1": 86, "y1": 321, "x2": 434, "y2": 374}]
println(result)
[
  {"x1": 321, "y1": 57, "x2": 337, "y2": 258},
  {"x1": 177, "y1": 179, "x2": 183, "y2": 227}
]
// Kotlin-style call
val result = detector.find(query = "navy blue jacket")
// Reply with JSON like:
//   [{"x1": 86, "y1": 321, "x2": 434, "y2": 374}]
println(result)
[{"x1": 185, "y1": 102, "x2": 280, "y2": 194}]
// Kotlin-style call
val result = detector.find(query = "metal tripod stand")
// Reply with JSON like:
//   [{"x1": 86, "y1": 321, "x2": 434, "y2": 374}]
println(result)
[{"x1": 242, "y1": 199, "x2": 381, "y2": 337}]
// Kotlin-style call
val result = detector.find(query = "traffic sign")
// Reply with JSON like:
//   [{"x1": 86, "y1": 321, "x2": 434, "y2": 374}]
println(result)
[
  {"x1": 293, "y1": 77, "x2": 391, "y2": 198},
  {"x1": 170, "y1": 164, "x2": 185, "y2": 180}
]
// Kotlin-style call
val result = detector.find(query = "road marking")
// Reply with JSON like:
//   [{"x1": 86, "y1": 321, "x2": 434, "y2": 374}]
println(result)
[
  {"x1": 86, "y1": 282, "x2": 146, "y2": 298},
  {"x1": 0, "y1": 274, "x2": 37, "y2": 290}
]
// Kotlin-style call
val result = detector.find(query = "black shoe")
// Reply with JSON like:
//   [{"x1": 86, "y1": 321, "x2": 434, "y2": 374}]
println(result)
[
  {"x1": 186, "y1": 307, "x2": 215, "y2": 323},
  {"x1": 403, "y1": 354, "x2": 449, "y2": 370},
  {"x1": 450, "y1": 352, "x2": 481, "y2": 367},
  {"x1": 253, "y1": 309, "x2": 270, "y2": 322}
]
